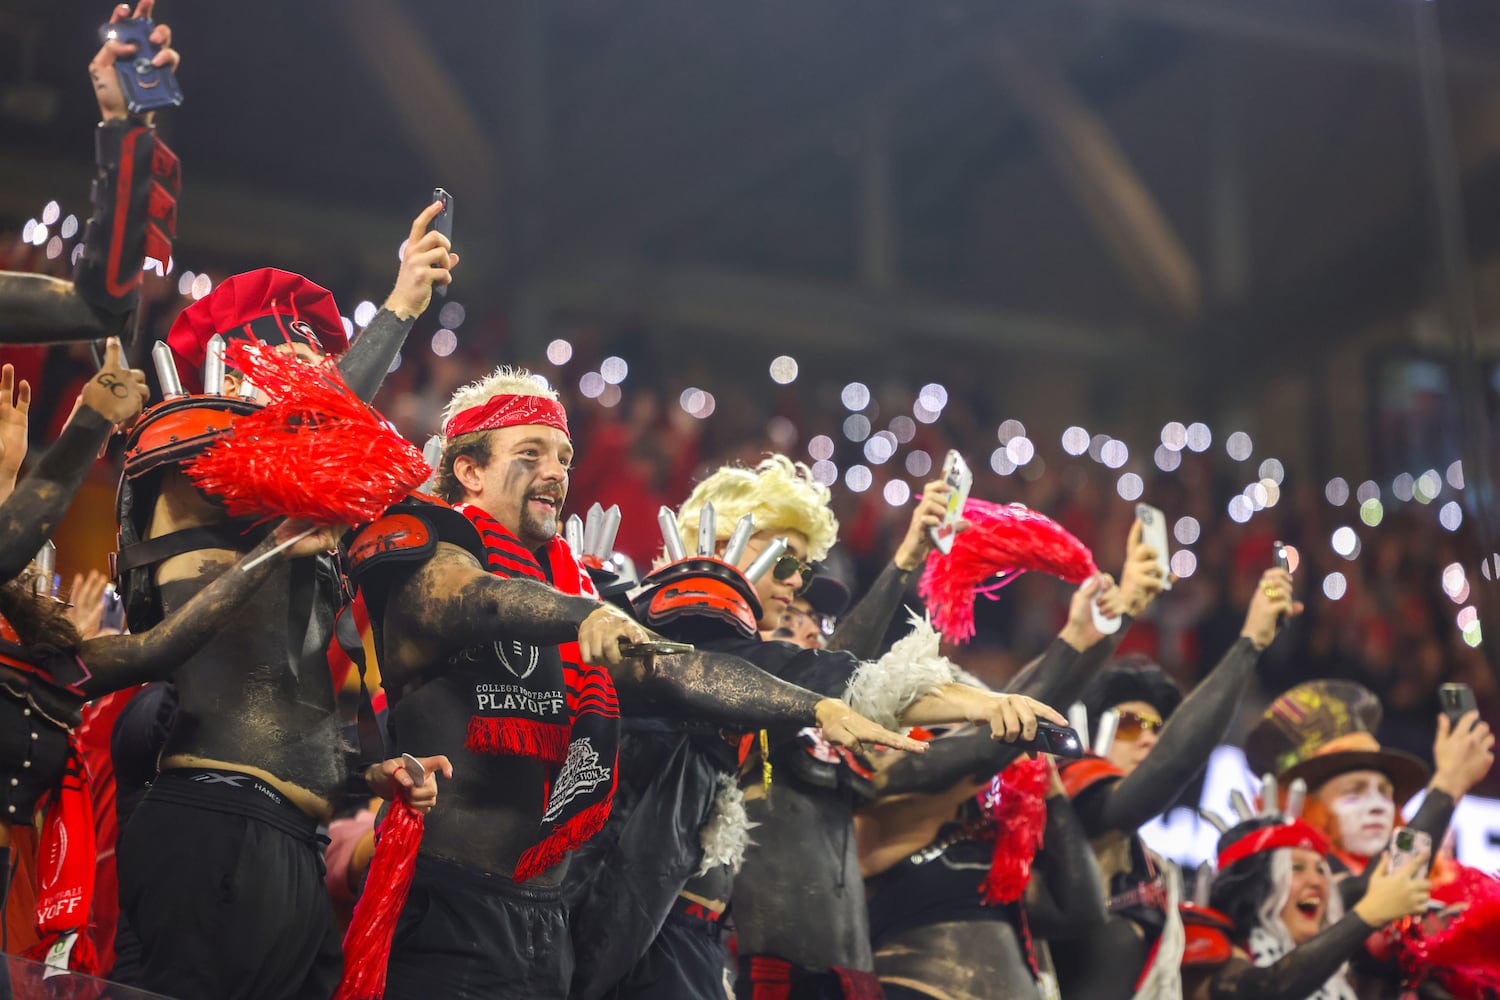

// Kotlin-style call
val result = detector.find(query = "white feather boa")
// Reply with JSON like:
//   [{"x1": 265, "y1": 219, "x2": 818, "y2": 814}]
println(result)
[
  {"x1": 697, "y1": 772, "x2": 757, "y2": 875},
  {"x1": 843, "y1": 611, "x2": 978, "y2": 730}
]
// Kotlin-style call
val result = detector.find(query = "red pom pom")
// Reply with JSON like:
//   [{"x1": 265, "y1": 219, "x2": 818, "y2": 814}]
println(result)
[
  {"x1": 978, "y1": 757, "x2": 1052, "y2": 905},
  {"x1": 185, "y1": 342, "x2": 429, "y2": 525},
  {"x1": 919, "y1": 499, "x2": 1098, "y2": 644},
  {"x1": 333, "y1": 800, "x2": 425, "y2": 1000},
  {"x1": 1400, "y1": 863, "x2": 1500, "y2": 996}
]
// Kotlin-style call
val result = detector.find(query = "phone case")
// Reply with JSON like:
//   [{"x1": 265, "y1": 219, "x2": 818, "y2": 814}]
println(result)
[
  {"x1": 931, "y1": 451, "x2": 972, "y2": 555},
  {"x1": 1135, "y1": 502, "x2": 1173, "y2": 591},
  {"x1": 99, "y1": 19, "x2": 183, "y2": 115},
  {"x1": 1388, "y1": 828, "x2": 1431, "y2": 873}
]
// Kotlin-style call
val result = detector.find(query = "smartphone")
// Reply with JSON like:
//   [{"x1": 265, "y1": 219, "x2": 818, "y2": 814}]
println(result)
[
  {"x1": 1439, "y1": 683, "x2": 1478, "y2": 729},
  {"x1": 1274, "y1": 540, "x2": 1291, "y2": 572},
  {"x1": 931, "y1": 451, "x2": 972, "y2": 555},
  {"x1": 1388, "y1": 828, "x2": 1431, "y2": 874},
  {"x1": 100, "y1": 583, "x2": 127, "y2": 634},
  {"x1": 1013, "y1": 719, "x2": 1086, "y2": 759},
  {"x1": 1135, "y1": 503, "x2": 1172, "y2": 591},
  {"x1": 427, "y1": 188, "x2": 454, "y2": 297},
  {"x1": 98, "y1": 18, "x2": 184, "y2": 115},
  {"x1": 619, "y1": 639, "x2": 695, "y2": 658}
]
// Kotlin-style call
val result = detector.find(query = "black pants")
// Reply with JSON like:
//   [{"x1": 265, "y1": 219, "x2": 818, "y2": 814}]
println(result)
[
  {"x1": 607, "y1": 899, "x2": 728, "y2": 1000},
  {"x1": 384, "y1": 854, "x2": 572, "y2": 1000},
  {"x1": 113, "y1": 768, "x2": 340, "y2": 1000}
]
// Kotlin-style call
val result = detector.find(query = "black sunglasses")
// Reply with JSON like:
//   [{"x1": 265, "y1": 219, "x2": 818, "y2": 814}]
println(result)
[{"x1": 771, "y1": 553, "x2": 816, "y2": 587}]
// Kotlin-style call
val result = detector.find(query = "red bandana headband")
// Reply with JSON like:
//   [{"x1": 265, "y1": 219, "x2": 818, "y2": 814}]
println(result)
[
  {"x1": 445, "y1": 394, "x2": 570, "y2": 439},
  {"x1": 1217, "y1": 818, "x2": 1331, "y2": 871}
]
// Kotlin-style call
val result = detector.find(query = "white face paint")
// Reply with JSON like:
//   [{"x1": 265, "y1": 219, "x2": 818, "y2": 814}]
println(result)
[{"x1": 1318, "y1": 770, "x2": 1396, "y2": 858}]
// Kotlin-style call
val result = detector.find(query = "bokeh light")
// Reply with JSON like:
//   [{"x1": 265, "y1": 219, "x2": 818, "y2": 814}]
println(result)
[
  {"x1": 843, "y1": 414, "x2": 872, "y2": 442},
  {"x1": 884, "y1": 480, "x2": 911, "y2": 506},
  {"x1": 1170, "y1": 550, "x2": 1197, "y2": 579},
  {"x1": 906, "y1": 450, "x2": 932, "y2": 477},
  {"x1": 1359, "y1": 498, "x2": 1383, "y2": 527},
  {"x1": 998, "y1": 419, "x2": 1026, "y2": 444},
  {"x1": 1325, "y1": 477, "x2": 1350, "y2": 506},
  {"x1": 1005, "y1": 437, "x2": 1035, "y2": 465},
  {"x1": 546, "y1": 339, "x2": 573, "y2": 365},
  {"x1": 1100, "y1": 439, "x2": 1129, "y2": 469},
  {"x1": 1185, "y1": 422, "x2": 1212, "y2": 452},
  {"x1": 1440, "y1": 501, "x2": 1463, "y2": 532},
  {"x1": 1061, "y1": 426, "x2": 1090, "y2": 455},
  {"x1": 1117, "y1": 473, "x2": 1143, "y2": 501},
  {"x1": 991, "y1": 448, "x2": 1017, "y2": 476},
  {"x1": 1226, "y1": 432, "x2": 1253, "y2": 461},
  {"x1": 1161, "y1": 422, "x2": 1187, "y2": 451},
  {"x1": 1324, "y1": 572, "x2": 1348, "y2": 600},
  {"x1": 842, "y1": 382, "x2": 871, "y2": 410},
  {"x1": 1331, "y1": 526, "x2": 1360, "y2": 559},
  {"x1": 770, "y1": 356, "x2": 799, "y2": 384},
  {"x1": 809, "y1": 435, "x2": 835, "y2": 461},
  {"x1": 1175, "y1": 516, "x2": 1200, "y2": 545},
  {"x1": 579, "y1": 372, "x2": 606, "y2": 398},
  {"x1": 845, "y1": 465, "x2": 873, "y2": 493},
  {"x1": 600, "y1": 356, "x2": 629, "y2": 384},
  {"x1": 1154, "y1": 445, "x2": 1182, "y2": 472},
  {"x1": 430, "y1": 328, "x2": 457, "y2": 357}
]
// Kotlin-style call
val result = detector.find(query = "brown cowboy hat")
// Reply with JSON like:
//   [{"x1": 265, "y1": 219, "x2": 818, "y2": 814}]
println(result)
[{"x1": 1244, "y1": 680, "x2": 1430, "y2": 805}]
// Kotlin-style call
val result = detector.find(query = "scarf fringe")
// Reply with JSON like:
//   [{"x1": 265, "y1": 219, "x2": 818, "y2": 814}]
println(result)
[
  {"x1": 331, "y1": 800, "x2": 425, "y2": 1000},
  {"x1": 22, "y1": 928, "x2": 102, "y2": 978},
  {"x1": 464, "y1": 716, "x2": 570, "y2": 764},
  {"x1": 512, "y1": 797, "x2": 613, "y2": 883}
]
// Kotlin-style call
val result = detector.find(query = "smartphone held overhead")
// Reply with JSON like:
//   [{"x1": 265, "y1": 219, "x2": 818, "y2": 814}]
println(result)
[
  {"x1": 1135, "y1": 503, "x2": 1172, "y2": 591},
  {"x1": 99, "y1": 17, "x2": 183, "y2": 114},
  {"x1": 931, "y1": 450, "x2": 972, "y2": 555},
  {"x1": 427, "y1": 188, "x2": 454, "y2": 297}
]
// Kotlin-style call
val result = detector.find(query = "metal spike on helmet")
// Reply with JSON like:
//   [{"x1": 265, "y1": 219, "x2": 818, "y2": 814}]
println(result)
[
  {"x1": 30, "y1": 540, "x2": 56, "y2": 598},
  {"x1": 565, "y1": 514, "x2": 584, "y2": 554},
  {"x1": 1068, "y1": 702, "x2": 1091, "y2": 752},
  {"x1": 722, "y1": 514, "x2": 755, "y2": 566},
  {"x1": 696, "y1": 502, "x2": 717, "y2": 557},
  {"x1": 1259, "y1": 774, "x2": 1279, "y2": 817},
  {"x1": 203, "y1": 335, "x2": 227, "y2": 395},
  {"x1": 657, "y1": 506, "x2": 687, "y2": 562},
  {"x1": 743, "y1": 537, "x2": 788, "y2": 584},
  {"x1": 1283, "y1": 778, "x2": 1307, "y2": 819},
  {"x1": 152, "y1": 341, "x2": 186, "y2": 399},
  {"x1": 1093, "y1": 708, "x2": 1120, "y2": 758},
  {"x1": 1229, "y1": 789, "x2": 1255, "y2": 822}
]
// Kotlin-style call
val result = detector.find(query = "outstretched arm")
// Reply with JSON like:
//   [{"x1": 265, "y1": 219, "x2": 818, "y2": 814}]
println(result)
[
  {"x1": 73, "y1": 522, "x2": 344, "y2": 696},
  {"x1": 0, "y1": 339, "x2": 147, "y2": 583},
  {"x1": 615, "y1": 649, "x2": 925, "y2": 751},
  {"x1": 1207, "y1": 919, "x2": 1372, "y2": 1000},
  {"x1": 385, "y1": 542, "x2": 614, "y2": 656}
]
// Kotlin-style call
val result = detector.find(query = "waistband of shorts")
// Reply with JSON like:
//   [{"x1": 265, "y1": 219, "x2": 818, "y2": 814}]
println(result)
[
  {"x1": 414, "y1": 852, "x2": 565, "y2": 902},
  {"x1": 144, "y1": 767, "x2": 321, "y2": 841}
]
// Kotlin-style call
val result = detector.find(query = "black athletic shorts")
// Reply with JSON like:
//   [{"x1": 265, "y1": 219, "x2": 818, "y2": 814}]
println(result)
[
  {"x1": 112, "y1": 768, "x2": 341, "y2": 1000},
  {"x1": 607, "y1": 896, "x2": 729, "y2": 1000},
  {"x1": 384, "y1": 854, "x2": 572, "y2": 1000}
]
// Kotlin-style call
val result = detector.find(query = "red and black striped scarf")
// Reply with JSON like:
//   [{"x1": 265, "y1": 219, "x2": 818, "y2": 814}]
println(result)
[{"x1": 453, "y1": 503, "x2": 620, "y2": 881}]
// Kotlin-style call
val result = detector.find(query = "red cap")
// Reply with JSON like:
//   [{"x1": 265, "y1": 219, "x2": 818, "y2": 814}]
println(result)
[{"x1": 166, "y1": 268, "x2": 348, "y2": 391}]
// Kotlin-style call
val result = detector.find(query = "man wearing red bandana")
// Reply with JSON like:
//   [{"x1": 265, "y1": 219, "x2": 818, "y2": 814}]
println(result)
[{"x1": 345, "y1": 367, "x2": 920, "y2": 1000}]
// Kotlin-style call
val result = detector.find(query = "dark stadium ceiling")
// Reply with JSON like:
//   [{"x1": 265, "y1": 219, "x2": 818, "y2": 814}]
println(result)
[{"x1": 5, "y1": 0, "x2": 1500, "y2": 378}]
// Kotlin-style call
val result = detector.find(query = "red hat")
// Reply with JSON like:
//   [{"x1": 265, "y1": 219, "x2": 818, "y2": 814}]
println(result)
[{"x1": 166, "y1": 268, "x2": 348, "y2": 391}]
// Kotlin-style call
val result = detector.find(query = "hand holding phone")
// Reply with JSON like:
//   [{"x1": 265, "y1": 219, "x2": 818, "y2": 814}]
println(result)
[
  {"x1": 1388, "y1": 828, "x2": 1432, "y2": 875},
  {"x1": 1135, "y1": 503, "x2": 1172, "y2": 592},
  {"x1": 931, "y1": 451, "x2": 972, "y2": 555},
  {"x1": 1012, "y1": 720, "x2": 1086, "y2": 759},
  {"x1": 97, "y1": 17, "x2": 183, "y2": 116},
  {"x1": 427, "y1": 189, "x2": 454, "y2": 297},
  {"x1": 1439, "y1": 683, "x2": 1478, "y2": 730}
]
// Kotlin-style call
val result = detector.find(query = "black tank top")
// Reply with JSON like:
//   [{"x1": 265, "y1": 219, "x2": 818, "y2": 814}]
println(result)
[{"x1": 865, "y1": 822, "x2": 1021, "y2": 947}]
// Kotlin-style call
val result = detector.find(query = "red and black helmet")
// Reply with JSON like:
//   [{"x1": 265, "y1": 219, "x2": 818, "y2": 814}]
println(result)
[{"x1": 631, "y1": 557, "x2": 763, "y2": 641}]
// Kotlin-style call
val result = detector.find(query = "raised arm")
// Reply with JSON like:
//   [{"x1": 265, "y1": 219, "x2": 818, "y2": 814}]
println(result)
[
  {"x1": 1337, "y1": 707, "x2": 1493, "y2": 908},
  {"x1": 73, "y1": 522, "x2": 344, "y2": 696},
  {"x1": 0, "y1": 339, "x2": 146, "y2": 582},
  {"x1": 1090, "y1": 569, "x2": 1298, "y2": 835},
  {"x1": 827, "y1": 478, "x2": 953, "y2": 659},
  {"x1": 337, "y1": 203, "x2": 457, "y2": 401}
]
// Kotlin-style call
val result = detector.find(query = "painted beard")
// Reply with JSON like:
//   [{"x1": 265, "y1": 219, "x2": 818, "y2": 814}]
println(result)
[
  {"x1": 517, "y1": 488, "x2": 563, "y2": 549},
  {"x1": 1330, "y1": 789, "x2": 1395, "y2": 858}
]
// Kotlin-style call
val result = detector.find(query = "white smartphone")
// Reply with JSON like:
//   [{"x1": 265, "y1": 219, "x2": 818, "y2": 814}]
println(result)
[
  {"x1": 931, "y1": 451, "x2": 973, "y2": 555},
  {"x1": 1135, "y1": 502, "x2": 1172, "y2": 592}
]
